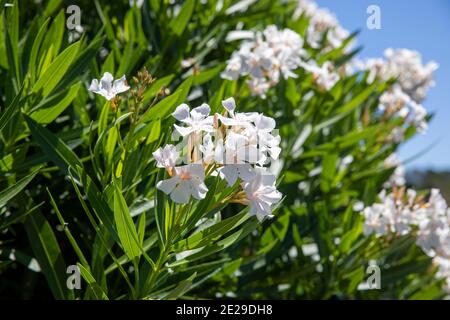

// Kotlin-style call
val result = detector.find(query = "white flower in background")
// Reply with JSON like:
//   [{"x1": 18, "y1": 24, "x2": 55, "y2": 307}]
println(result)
[
  {"x1": 242, "y1": 167, "x2": 282, "y2": 221},
  {"x1": 384, "y1": 48, "x2": 438, "y2": 103},
  {"x1": 295, "y1": 0, "x2": 351, "y2": 52},
  {"x1": 156, "y1": 164, "x2": 208, "y2": 204},
  {"x1": 152, "y1": 145, "x2": 179, "y2": 170},
  {"x1": 361, "y1": 49, "x2": 438, "y2": 103},
  {"x1": 362, "y1": 189, "x2": 424, "y2": 237},
  {"x1": 378, "y1": 86, "x2": 428, "y2": 133},
  {"x1": 363, "y1": 203, "x2": 390, "y2": 237},
  {"x1": 88, "y1": 72, "x2": 130, "y2": 100},
  {"x1": 300, "y1": 60, "x2": 340, "y2": 90},
  {"x1": 416, "y1": 189, "x2": 450, "y2": 257},
  {"x1": 129, "y1": 0, "x2": 144, "y2": 8},
  {"x1": 361, "y1": 187, "x2": 450, "y2": 291},
  {"x1": 293, "y1": 0, "x2": 318, "y2": 19},
  {"x1": 222, "y1": 25, "x2": 306, "y2": 97},
  {"x1": 383, "y1": 153, "x2": 406, "y2": 188},
  {"x1": 172, "y1": 103, "x2": 214, "y2": 136},
  {"x1": 359, "y1": 48, "x2": 437, "y2": 135},
  {"x1": 361, "y1": 58, "x2": 387, "y2": 84}
]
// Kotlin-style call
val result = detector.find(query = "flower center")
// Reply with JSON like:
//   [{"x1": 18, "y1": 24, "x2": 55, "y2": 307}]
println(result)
[{"x1": 179, "y1": 171, "x2": 192, "y2": 180}]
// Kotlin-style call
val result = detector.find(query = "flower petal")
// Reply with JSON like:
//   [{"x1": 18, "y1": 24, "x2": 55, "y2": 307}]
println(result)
[
  {"x1": 172, "y1": 104, "x2": 190, "y2": 121},
  {"x1": 221, "y1": 97, "x2": 236, "y2": 113},
  {"x1": 170, "y1": 183, "x2": 191, "y2": 203},
  {"x1": 156, "y1": 176, "x2": 179, "y2": 195}
]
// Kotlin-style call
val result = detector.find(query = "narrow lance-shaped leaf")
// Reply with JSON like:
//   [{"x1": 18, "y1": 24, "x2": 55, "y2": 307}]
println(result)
[
  {"x1": 24, "y1": 114, "x2": 83, "y2": 173},
  {"x1": 113, "y1": 179, "x2": 141, "y2": 260},
  {"x1": 0, "y1": 168, "x2": 39, "y2": 210}
]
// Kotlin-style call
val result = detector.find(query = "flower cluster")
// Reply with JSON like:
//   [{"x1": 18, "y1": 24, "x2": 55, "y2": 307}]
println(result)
[
  {"x1": 294, "y1": 0, "x2": 351, "y2": 52},
  {"x1": 378, "y1": 86, "x2": 428, "y2": 135},
  {"x1": 362, "y1": 188, "x2": 450, "y2": 291},
  {"x1": 360, "y1": 48, "x2": 437, "y2": 137},
  {"x1": 221, "y1": 25, "x2": 307, "y2": 97},
  {"x1": 383, "y1": 49, "x2": 438, "y2": 103},
  {"x1": 152, "y1": 97, "x2": 282, "y2": 221},
  {"x1": 222, "y1": 24, "x2": 342, "y2": 96}
]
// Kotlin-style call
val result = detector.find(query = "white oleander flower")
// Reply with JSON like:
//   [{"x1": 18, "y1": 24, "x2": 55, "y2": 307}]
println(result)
[
  {"x1": 416, "y1": 189, "x2": 450, "y2": 257},
  {"x1": 362, "y1": 186, "x2": 450, "y2": 292},
  {"x1": 172, "y1": 103, "x2": 214, "y2": 136},
  {"x1": 360, "y1": 48, "x2": 438, "y2": 103},
  {"x1": 242, "y1": 167, "x2": 282, "y2": 221},
  {"x1": 384, "y1": 48, "x2": 438, "y2": 103},
  {"x1": 293, "y1": 0, "x2": 318, "y2": 19},
  {"x1": 217, "y1": 98, "x2": 279, "y2": 164},
  {"x1": 303, "y1": 5, "x2": 351, "y2": 52},
  {"x1": 218, "y1": 97, "x2": 256, "y2": 127},
  {"x1": 222, "y1": 25, "x2": 306, "y2": 97},
  {"x1": 156, "y1": 164, "x2": 208, "y2": 204},
  {"x1": 362, "y1": 189, "x2": 424, "y2": 237},
  {"x1": 378, "y1": 86, "x2": 428, "y2": 133},
  {"x1": 154, "y1": 97, "x2": 282, "y2": 221},
  {"x1": 363, "y1": 203, "x2": 390, "y2": 237},
  {"x1": 383, "y1": 153, "x2": 406, "y2": 188},
  {"x1": 300, "y1": 60, "x2": 340, "y2": 90},
  {"x1": 89, "y1": 72, "x2": 130, "y2": 100},
  {"x1": 152, "y1": 145, "x2": 179, "y2": 170}
]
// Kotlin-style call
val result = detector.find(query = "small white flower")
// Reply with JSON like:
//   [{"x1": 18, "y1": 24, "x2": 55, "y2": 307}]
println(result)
[
  {"x1": 152, "y1": 145, "x2": 179, "y2": 170},
  {"x1": 221, "y1": 25, "x2": 306, "y2": 97},
  {"x1": 156, "y1": 164, "x2": 208, "y2": 204},
  {"x1": 300, "y1": 60, "x2": 340, "y2": 90},
  {"x1": 172, "y1": 103, "x2": 214, "y2": 136},
  {"x1": 363, "y1": 204, "x2": 390, "y2": 237},
  {"x1": 242, "y1": 167, "x2": 282, "y2": 221},
  {"x1": 383, "y1": 153, "x2": 406, "y2": 188},
  {"x1": 89, "y1": 72, "x2": 130, "y2": 100}
]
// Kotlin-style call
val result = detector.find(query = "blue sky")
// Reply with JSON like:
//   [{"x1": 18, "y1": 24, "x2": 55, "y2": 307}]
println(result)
[{"x1": 316, "y1": 0, "x2": 450, "y2": 170}]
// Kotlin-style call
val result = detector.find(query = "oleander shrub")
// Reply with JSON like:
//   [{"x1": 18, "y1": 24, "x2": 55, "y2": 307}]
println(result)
[{"x1": 0, "y1": 0, "x2": 447, "y2": 300}]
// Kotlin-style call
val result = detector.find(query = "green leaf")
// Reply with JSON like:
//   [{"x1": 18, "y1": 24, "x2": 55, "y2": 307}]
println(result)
[
  {"x1": 173, "y1": 211, "x2": 250, "y2": 252},
  {"x1": 28, "y1": 18, "x2": 50, "y2": 84},
  {"x1": 0, "y1": 169, "x2": 39, "y2": 209},
  {"x1": 32, "y1": 41, "x2": 81, "y2": 97},
  {"x1": 0, "y1": 84, "x2": 24, "y2": 132},
  {"x1": 193, "y1": 64, "x2": 224, "y2": 86},
  {"x1": 24, "y1": 114, "x2": 83, "y2": 172},
  {"x1": 3, "y1": 7, "x2": 21, "y2": 88},
  {"x1": 146, "y1": 119, "x2": 161, "y2": 144},
  {"x1": 30, "y1": 83, "x2": 81, "y2": 124},
  {"x1": 113, "y1": 179, "x2": 140, "y2": 260},
  {"x1": 140, "y1": 90, "x2": 181, "y2": 123},
  {"x1": 77, "y1": 263, "x2": 109, "y2": 300},
  {"x1": 24, "y1": 210, "x2": 69, "y2": 299},
  {"x1": 320, "y1": 153, "x2": 338, "y2": 192},
  {"x1": 169, "y1": 0, "x2": 195, "y2": 36},
  {"x1": 162, "y1": 273, "x2": 197, "y2": 299}
]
